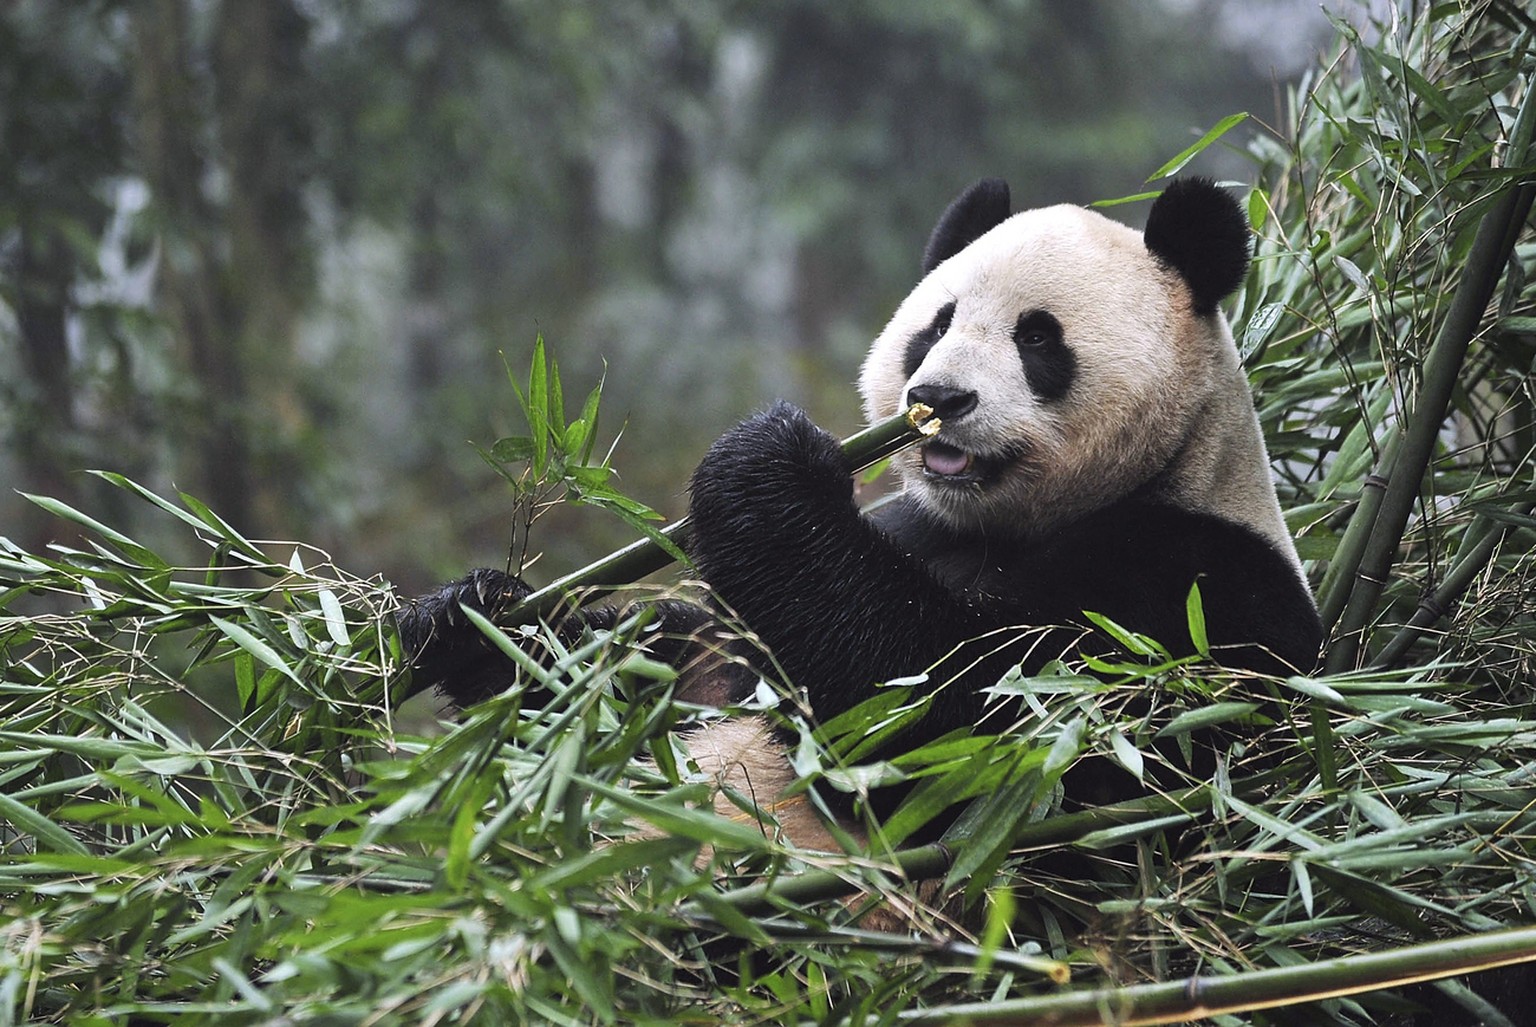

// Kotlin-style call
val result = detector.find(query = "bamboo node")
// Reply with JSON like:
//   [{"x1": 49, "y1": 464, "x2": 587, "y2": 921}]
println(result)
[{"x1": 1417, "y1": 593, "x2": 1448, "y2": 619}]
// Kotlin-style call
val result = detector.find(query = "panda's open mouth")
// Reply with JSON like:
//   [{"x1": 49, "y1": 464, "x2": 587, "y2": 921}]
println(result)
[{"x1": 921, "y1": 441, "x2": 1000, "y2": 484}]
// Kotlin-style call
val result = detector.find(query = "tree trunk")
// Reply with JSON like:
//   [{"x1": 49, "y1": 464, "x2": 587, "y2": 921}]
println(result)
[
  {"x1": 12, "y1": 225, "x2": 80, "y2": 551},
  {"x1": 130, "y1": 0, "x2": 253, "y2": 529},
  {"x1": 128, "y1": 0, "x2": 312, "y2": 535}
]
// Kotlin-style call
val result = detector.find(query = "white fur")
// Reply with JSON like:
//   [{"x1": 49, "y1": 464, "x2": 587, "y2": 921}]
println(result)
[
  {"x1": 680, "y1": 715, "x2": 854, "y2": 853},
  {"x1": 859, "y1": 203, "x2": 1303, "y2": 580}
]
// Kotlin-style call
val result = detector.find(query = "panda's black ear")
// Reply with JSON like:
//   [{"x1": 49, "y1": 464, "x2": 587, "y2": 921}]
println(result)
[
  {"x1": 922, "y1": 178, "x2": 1011, "y2": 275},
  {"x1": 1143, "y1": 177, "x2": 1251, "y2": 316}
]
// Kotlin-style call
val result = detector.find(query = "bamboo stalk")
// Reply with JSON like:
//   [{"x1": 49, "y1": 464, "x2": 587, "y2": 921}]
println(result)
[
  {"x1": 1325, "y1": 86, "x2": 1536, "y2": 673},
  {"x1": 1315, "y1": 432, "x2": 1399, "y2": 629},
  {"x1": 679, "y1": 914, "x2": 1072, "y2": 983},
  {"x1": 498, "y1": 403, "x2": 939, "y2": 626},
  {"x1": 890, "y1": 925, "x2": 1536, "y2": 1026}
]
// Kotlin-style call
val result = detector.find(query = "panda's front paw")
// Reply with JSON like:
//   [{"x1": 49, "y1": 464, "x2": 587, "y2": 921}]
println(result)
[
  {"x1": 434, "y1": 567, "x2": 532, "y2": 626},
  {"x1": 690, "y1": 401, "x2": 852, "y2": 517},
  {"x1": 397, "y1": 568, "x2": 533, "y2": 703},
  {"x1": 687, "y1": 402, "x2": 855, "y2": 569}
]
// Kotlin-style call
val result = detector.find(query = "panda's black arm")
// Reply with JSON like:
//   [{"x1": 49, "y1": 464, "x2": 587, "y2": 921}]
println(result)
[
  {"x1": 686, "y1": 403, "x2": 1031, "y2": 737},
  {"x1": 396, "y1": 569, "x2": 722, "y2": 709},
  {"x1": 395, "y1": 568, "x2": 536, "y2": 708}
]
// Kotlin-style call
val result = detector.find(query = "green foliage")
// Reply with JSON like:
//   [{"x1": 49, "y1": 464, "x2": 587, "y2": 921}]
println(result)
[
  {"x1": 476, "y1": 337, "x2": 685, "y2": 571},
  {"x1": 3, "y1": 487, "x2": 1535, "y2": 1023},
  {"x1": 3, "y1": 5, "x2": 1536, "y2": 1026},
  {"x1": 1235, "y1": 5, "x2": 1536, "y2": 682}
]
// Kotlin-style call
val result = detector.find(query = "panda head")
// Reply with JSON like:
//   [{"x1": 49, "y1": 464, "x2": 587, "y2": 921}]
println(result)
[{"x1": 860, "y1": 177, "x2": 1268, "y2": 542}]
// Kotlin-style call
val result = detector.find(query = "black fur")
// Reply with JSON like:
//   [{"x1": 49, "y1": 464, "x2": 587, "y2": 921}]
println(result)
[
  {"x1": 1013, "y1": 310, "x2": 1075, "y2": 400},
  {"x1": 1143, "y1": 177, "x2": 1251, "y2": 316},
  {"x1": 400, "y1": 569, "x2": 739, "y2": 710},
  {"x1": 903, "y1": 301, "x2": 955, "y2": 379},
  {"x1": 687, "y1": 401, "x2": 1318, "y2": 746},
  {"x1": 397, "y1": 567, "x2": 534, "y2": 708},
  {"x1": 922, "y1": 178, "x2": 1011, "y2": 275}
]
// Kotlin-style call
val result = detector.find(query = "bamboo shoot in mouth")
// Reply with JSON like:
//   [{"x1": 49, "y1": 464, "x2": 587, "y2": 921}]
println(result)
[{"x1": 499, "y1": 402, "x2": 940, "y2": 626}]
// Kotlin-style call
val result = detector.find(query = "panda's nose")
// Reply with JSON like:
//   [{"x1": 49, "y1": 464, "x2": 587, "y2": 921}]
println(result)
[{"x1": 906, "y1": 384, "x2": 978, "y2": 422}]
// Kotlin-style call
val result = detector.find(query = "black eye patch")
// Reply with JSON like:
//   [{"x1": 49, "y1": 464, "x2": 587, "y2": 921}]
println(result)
[
  {"x1": 1014, "y1": 310, "x2": 1074, "y2": 401},
  {"x1": 903, "y1": 302, "x2": 955, "y2": 379}
]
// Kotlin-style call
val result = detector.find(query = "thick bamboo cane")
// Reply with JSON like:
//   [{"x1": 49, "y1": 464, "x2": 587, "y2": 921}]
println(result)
[{"x1": 893, "y1": 925, "x2": 1536, "y2": 1026}]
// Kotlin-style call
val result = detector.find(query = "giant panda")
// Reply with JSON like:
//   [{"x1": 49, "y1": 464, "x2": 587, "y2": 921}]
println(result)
[{"x1": 400, "y1": 176, "x2": 1323, "y2": 851}]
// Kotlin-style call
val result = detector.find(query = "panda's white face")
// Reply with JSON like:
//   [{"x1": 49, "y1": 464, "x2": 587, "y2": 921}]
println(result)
[{"x1": 860, "y1": 203, "x2": 1241, "y2": 539}]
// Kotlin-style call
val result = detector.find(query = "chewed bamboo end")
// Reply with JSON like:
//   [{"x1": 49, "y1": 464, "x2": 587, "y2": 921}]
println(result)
[{"x1": 905, "y1": 402, "x2": 942, "y2": 437}]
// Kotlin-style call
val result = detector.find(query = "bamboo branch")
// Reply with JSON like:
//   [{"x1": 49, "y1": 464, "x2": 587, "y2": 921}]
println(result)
[
  {"x1": 889, "y1": 925, "x2": 1536, "y2": 1026},
  {"x1": 498, "y1": 403, "x2": 939, "y2": 626},
  {"x1": 1371, "y1": 500, "x2": 1536, "y2": 669},
  {"x1": 1325, "y1": 86, "x2": 1536, "y2": 673},
  {"x1": 679, "y1": 914, "x2": 1072, "y2": 982}
]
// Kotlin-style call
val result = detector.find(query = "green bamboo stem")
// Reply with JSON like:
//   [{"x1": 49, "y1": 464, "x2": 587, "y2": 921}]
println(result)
[
  {"x1": 1315, "y1": 432, "x2": 1399, "y2": 629},
  {"x1": 690, "y1": 841, "x2": 952, "y2": 919},
  {"x1": 1371, "y1": 500, "x2": 1536, "y2": 669},
  {"x1": 1325, "y1": 86, "x2": 1536, "y2": 673},
  {"x1": 498, "y1": 403, "x2": 939, "y2": 626},
  {"x1": 890, "y1": 924, "x2": 1536, "y2": 1026}
]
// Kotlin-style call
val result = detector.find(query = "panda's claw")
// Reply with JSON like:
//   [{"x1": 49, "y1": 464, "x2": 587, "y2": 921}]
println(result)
[{"x1": 395, "y1": 567, "x2": 538, "y2": 705}]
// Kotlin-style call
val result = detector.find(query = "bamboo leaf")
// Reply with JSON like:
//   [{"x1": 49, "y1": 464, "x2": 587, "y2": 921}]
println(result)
[
  {"x1": 577, "y1": 776, "x2": 775, "y2": 851},
  {"x1": 1147, "y1": 112, "x2": 1250, "y2": 180},
  {"x1": 529, "y1": 335, "x2": 549, "y2": 477},
  {"x1": 1107, "y1": 727, "x2": 1145, "y2": 782},
  {"x1": 211, "y1": 615, "x2": 301, "y2": 685},
  {"x1": 1293, "y1": 856, "x2": 1315, "y2": 916},
  {"x1": 1082, "y1": 610, "x2": 1168, "y2": 658},
  {"x1": 1155, "y1": 702, "x2": 1260, "y2": 738},
  {"x1": 1185, "y1": 581, "x2": 1209, "y2": 657},
  {"x1": 948, "y1": 765, "x2": 1045, "y2": 893},
  {"x1": 1247, "y1": 186, "x2": 1270, "y2": 234},
  {"x1": 1074, "y1": 812, "x2": 1193, "y2": 850},
  {"x1": 1226, "y1": 794, "x2": 1323, "y2": 852},
  {"x1": 1042, "y1": 715, "x2": 1086, "y2": 779},
  {"x1": 317, "y1": 589, "x2": 350, "y2": 647},
  {"x1": 0, "y1": 793, "x2": 88, "y2": 855}
]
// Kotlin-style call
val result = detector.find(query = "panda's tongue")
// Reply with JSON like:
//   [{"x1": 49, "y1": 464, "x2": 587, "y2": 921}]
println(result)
[{"x1": 923, "y1": 442, "x2": 973, "y2": 477}]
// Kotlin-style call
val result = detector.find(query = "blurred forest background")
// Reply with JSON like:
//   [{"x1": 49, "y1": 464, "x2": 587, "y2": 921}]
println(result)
[{"x1": 2, "y1": 0, "x2": 1351, "y2": 596}]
